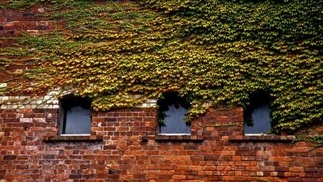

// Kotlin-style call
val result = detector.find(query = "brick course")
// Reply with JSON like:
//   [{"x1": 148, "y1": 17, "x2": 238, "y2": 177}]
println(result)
[{"x1": 0, "y1": 107, "x2": 323, "y2": 181}]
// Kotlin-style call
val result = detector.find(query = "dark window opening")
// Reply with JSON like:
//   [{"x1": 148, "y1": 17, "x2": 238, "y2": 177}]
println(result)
[
  {"x1": 157, "y1": 92, "x2": 191, "y2": 134},
  {"x1": 244, "y1": 91, "x2": 271, "y2": 134},
  {"x1": 59, "y1": 95, "x2": 91, "y2": 135}
]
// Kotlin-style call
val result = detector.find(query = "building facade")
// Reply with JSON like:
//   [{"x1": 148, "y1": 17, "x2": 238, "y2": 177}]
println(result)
[{"x1": 1, "y1": 4, "x2": 323, "y2": 182}]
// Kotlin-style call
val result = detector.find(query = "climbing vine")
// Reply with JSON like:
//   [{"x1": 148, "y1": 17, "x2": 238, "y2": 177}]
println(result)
[
  {"x1": 294, "y1": 134, "x2": 323, "y2": 151},
  {"x1": 0, "y1": 0, "x2": 322, "y2": 133}
]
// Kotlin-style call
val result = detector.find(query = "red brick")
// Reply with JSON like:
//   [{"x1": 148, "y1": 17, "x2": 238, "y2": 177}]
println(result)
[{"x1": 0, "y1": 85, "x2": 321, "y2": 182}]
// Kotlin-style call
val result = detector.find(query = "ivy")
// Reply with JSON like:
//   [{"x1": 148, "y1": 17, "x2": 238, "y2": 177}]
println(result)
[
  {"x1": 0, "y1": 0, "x2": 322, "y2": 133},
  {"x1": 294, "y1": 134, "x2": 323, "y2": 151}
]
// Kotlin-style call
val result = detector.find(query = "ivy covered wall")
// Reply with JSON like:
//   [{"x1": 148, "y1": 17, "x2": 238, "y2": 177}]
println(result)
[{"x1": 0, "y1": 0, "x2": 322, "y2": 133}]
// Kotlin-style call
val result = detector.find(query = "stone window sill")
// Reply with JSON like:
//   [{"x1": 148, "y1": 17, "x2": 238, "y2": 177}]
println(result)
[
  {"x1": 43, "y1": 135, "x2": 103, "y2": 142},
  {"x1": 229, "y1": 135, "x2": 295, "y2": 142},
  {"x1": 154, "y1": 135, "x2": 204, "y2": 142}
]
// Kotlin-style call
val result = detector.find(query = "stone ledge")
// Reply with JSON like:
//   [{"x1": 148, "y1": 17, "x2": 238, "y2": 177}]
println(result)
[
  {"x1": 155, "y1": 135, "x2": 204, "y2": 142},
  {"x1": 229, "y1": 135, "x2": 296, "y2": 142},
  {"x1": 43, "y1": 135, "x2": 103, "y2": 142}
]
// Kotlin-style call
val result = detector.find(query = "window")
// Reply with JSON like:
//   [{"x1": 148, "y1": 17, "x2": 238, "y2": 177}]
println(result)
[
  {"x1": 157, "y1": 92, "x2": 191, "y2": 135},
  {"x1": 59, "y1": 95, "x2": 91, "y2": 135},
  {"x1": 244, "y1": 92, "x2": 271, "y2": 135}
]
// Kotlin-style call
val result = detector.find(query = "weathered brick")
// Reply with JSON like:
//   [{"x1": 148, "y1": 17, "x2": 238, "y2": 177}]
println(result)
[
  {"x1": 3, "y1": 155, "x2": 17, "y2": 160},
  {"x1": 0, "y1": 85, "x2": 321, "y2": 182}
]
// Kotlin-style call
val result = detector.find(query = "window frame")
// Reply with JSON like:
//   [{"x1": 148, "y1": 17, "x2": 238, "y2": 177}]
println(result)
[
  {"x1": 157, "y1": 92, "x2": 191, "y2": 135},
  {"x1": 243, "y1": 91, "x2": 272, "y2": 135},
  {"x1": 58, "y1": 95, "x2": 92, "y2": 136}
]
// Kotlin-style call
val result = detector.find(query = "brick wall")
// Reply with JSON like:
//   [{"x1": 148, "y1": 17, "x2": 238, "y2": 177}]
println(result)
[
  {"x1": 0, "y1": 107, "x2": 323, "y2": 181},
  {"x1": 0, "y1": 6, "x2": 61, "y2": 47},
  {"x1": 0, "y1": 6, "x2": 61, "y2": 86},
  {"x1": 1, "y1": 4, "x2": 323, "y2": 182}
]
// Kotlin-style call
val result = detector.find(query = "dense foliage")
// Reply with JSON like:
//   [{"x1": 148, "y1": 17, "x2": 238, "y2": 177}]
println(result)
[{"x1": 0, "y1": 0, "x2": 322, "y2": 133}]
